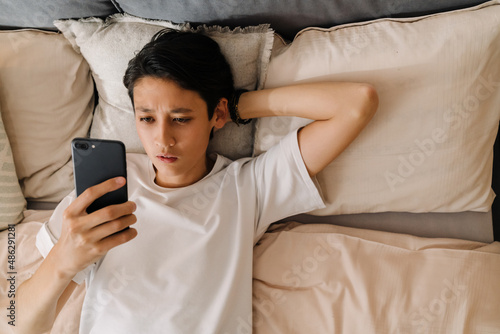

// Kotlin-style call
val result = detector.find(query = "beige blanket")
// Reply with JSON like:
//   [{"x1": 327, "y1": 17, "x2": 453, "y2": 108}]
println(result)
[
  {"x1": 1, "y1": 213, "x2": 499, "y2": 333},
  {"x1": 253, "y1": 222, "x2": 500, "y2": 333}
]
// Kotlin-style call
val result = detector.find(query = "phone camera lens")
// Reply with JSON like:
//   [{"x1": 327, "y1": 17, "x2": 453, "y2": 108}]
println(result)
[{"x1": 75, "y1": 142, "x2": 89, "y2": 150}]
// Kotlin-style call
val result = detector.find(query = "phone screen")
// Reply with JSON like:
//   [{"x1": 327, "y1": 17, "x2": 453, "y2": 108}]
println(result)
[{"x1": 71, "y1": 138, "x2": 128, "y2": 213}]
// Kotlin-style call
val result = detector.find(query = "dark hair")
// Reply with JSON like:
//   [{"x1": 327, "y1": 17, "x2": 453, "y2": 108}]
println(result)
[{"x1": 123, "y1": 29, "x2": 235, "y2": 119}]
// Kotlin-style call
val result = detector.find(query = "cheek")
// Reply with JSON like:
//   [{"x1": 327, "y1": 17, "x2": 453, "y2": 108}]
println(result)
[
  {"x1": 135, "y1": 122, "x2": 145, "y2": 140},
  {"x1": 186, "y1": 125, "x2": 211, "y2": 147},
  {"x1": 136, "y1": 123, "x2": 152, "y2": 149}
]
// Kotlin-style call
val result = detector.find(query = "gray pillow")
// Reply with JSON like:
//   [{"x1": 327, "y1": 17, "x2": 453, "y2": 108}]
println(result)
[
  {"x1": 0, "y1": 0, "x2": 118, "y2": 30},
  {"x1": 113, "y1": 0, "x2": 488, "y2": 40}
]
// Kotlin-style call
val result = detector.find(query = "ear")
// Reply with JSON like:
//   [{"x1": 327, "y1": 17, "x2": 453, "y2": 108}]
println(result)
[{"x1": 212, "y1": 98, "x2": 230, "y2": 130}]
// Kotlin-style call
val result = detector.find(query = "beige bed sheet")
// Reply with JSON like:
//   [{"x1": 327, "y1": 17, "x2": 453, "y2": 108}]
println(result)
[{"x1": 253, "y1": 222, "x2": 500, "y2": 333}]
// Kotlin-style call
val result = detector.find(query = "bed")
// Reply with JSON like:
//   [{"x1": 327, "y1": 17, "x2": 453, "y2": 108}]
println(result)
[{"x1": 0, "y1": 0, "x2": 499, "y2": 333}]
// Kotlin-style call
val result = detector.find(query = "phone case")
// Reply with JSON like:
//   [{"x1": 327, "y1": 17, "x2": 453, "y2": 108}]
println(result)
[{"x1": 71, "y1": 138, "x2": 128, "y2": 213}]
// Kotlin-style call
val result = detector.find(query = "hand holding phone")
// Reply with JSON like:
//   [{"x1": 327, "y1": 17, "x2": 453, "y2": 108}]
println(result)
[
  {"x1": 55, "y1": 170, "x2": 137, "y2": 280},
  {"x1": 71, "y1": 138, "x2": 128, "y2": 213}
]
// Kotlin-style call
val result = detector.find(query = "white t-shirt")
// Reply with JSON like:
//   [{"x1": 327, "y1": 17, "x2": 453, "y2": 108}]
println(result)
[{"x1": 36, "y1": 130, "x2": 325, "y2": 334}]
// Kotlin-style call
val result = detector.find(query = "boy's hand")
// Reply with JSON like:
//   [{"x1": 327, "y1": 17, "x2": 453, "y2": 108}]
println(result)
[{"x1": 52, "y1": 177, "x2": 137, "y2": 280}]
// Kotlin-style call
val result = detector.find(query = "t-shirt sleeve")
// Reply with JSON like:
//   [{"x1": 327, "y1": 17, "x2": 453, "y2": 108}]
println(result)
[
  {"x1": 252, "y1": 128, "x2": 326, "y2": 239},
  {"x1": 35, "y1": 191, "x2": 94, "y2": 284}
]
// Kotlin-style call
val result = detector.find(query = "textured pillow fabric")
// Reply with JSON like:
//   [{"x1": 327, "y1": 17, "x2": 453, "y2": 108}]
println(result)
[
  {"x1": 0, "y1": 30, "x2": 94, "y2": 202},
  {"x1": 254, "y1": 0, "x2": 500, "y2": 215},
  {"x1": 54, "y1": 14, "x2": 274, "y2": 160},
  {"x1": 0, "y1": 105, "x2": 26, "y2": 229}
]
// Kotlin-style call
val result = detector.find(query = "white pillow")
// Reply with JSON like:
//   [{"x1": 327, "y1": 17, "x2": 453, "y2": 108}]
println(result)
[
  {"x1": 54, "y1": 14, "x2": 274, "y2": 160},
  {"x1": 254, "y1": 0, "x2": 500, "y2": 215},
  {"x1": 0, "y1": 30, "x2": 94, "y2": 202},
  {"x1": 0, "y1": 104, "x2": 26, "y2": 229}
]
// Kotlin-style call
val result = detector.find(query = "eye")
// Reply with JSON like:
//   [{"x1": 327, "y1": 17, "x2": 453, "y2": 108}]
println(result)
[
  {"x1": 173, "y1": 118, "x2": 190, "y2": 124},
  {"x1": 139, "y1": 117, "x2": 154, "y2": 123}
]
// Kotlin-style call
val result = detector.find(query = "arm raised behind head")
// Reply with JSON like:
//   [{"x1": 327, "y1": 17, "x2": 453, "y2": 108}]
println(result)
[{"x1": 237, "y1": 82, "x2": 379, "y2": 176}]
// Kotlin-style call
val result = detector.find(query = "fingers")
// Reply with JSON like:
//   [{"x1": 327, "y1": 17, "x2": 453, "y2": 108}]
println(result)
[
  {"x1": 64, "y1": 200, "x2": 136, "y2": 237},
  {"x1": 70, "y1": 177, "x2": 127, "y2": 215},
  {"x1": 88, "y1": 211, "x2": 137, "y2": 242},
  {"x1": 98, "y1": 226, "x2": 138, "y2": 253},
  {"x1": 58, "y1": 203, "x2": 138, "y2": 272},
  {"x1": 91, "y1": 201, "x2": 136, "y2": 227}
]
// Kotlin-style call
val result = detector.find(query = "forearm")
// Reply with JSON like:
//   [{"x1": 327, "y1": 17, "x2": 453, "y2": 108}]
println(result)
[
  {"x1": 237, "y1": 82, "x2": 376, "y2": 121},
  {"x1": 237, "y1": 82, "x2": 378, "y2": 176},
  {"x1": 16, "y1": 246, "x2": 75, "y2": 334}
]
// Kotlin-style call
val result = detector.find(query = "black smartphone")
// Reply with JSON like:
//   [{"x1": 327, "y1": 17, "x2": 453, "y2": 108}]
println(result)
[{"x1": 71, "y1": 138, "x2": 128, "y2": 214}]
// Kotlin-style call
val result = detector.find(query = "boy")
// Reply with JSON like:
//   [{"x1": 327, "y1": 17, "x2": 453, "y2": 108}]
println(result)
[{"x1": 18, "y1": 29, "x2": 378, "y2": 333}]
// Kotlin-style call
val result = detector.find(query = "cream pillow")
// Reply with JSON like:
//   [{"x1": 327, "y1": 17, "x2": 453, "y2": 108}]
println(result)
[
  {"x1": 254, "y1": 0, "x2": 500, "y2": 214},
  {"x1": 54, "y1": 14, "x2": 274, "y2": 160},
  {"x1": 0, "y1": 104, "x2": 26, "y2": 229},
  {"x1": 0, "y1": 30, "x2": 94, "y2": 203}
]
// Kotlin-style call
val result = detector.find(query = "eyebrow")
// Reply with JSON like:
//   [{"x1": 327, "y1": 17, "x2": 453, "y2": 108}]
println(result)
[{"x1": 135, "y1": 107, "x2": 194, "y2": 114}]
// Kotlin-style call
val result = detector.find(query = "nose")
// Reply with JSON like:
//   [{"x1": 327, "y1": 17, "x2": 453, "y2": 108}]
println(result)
[{"x1": 155, "y1": 121, "x2": 176, "y2": 148}]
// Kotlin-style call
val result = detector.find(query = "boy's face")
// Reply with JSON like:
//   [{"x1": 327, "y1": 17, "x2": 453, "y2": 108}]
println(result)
[{"x1": 133, "y1": 76, "x2": 227, "y2": 188}]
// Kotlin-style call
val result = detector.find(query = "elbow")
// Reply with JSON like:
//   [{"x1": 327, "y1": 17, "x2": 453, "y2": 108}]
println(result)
[{"x1": 354, "y1": 84, "x2": 379, "y2": 121}]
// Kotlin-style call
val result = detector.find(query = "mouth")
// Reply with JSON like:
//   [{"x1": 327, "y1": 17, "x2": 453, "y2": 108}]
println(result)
[{"x1": 156, "y1": 154, "x2": 178, "y2": 163}]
